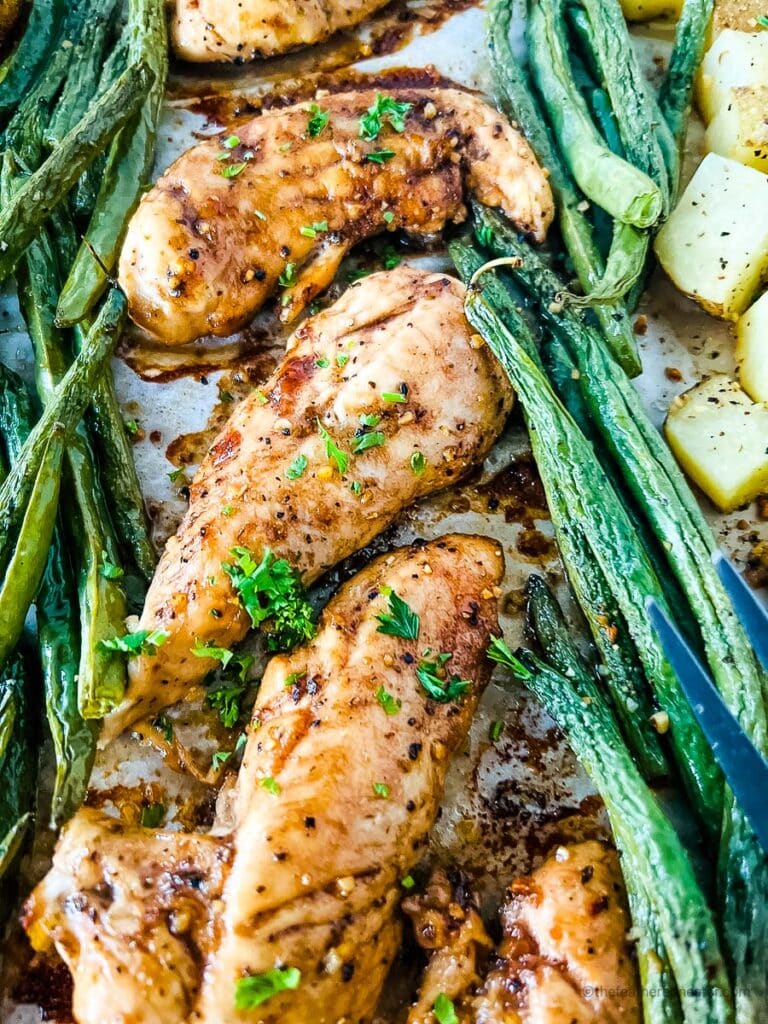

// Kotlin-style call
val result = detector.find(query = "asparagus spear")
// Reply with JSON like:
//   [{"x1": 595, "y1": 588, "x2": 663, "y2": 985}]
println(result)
[
  {"x1": 451, "y1": 238, "x2": 668, "y2": 779},
  {"x1": 489, "y1": 578, "x2": 732, "y2": 1024},
  {"x1": 461, "y1": 272, "x2": 718, "y2": 814},
  {"x1": 486, "y1": 0, "x2": 642, "y2": 375},
  {"x1": 0, "y1": 59, "x2": 153, "y2": 284},
  {"x1": 474, "y1": 203, "x2": 768, "y2": 1019},
  {"x1": 527, "y1": 0, "x2": 662, "y2": 228},
  {"x1": 57, "y1": 0, "x2": 168, "y2": 326}
]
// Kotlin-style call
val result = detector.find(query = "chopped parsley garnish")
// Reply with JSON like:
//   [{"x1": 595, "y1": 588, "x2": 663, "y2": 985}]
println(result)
[
  {"x1": 376, "y1": 590, "x2": 420, "y2": 640},
  {"x1": 315, "y1": 356, "x2": 329, "y2": 368},
  {"x1": 254, "y1": 389, "x2": 268, "y2": 405},
  {"x1": 207, "y1": 679, "x2": 248, "y2": 729},
  {"x1": 168, "y1": 466, "x2": 186, "y2": 483},
  {"x1": 100, "y1": 553, "x2": 124, "y2": 580},
  {"x1": 349, "y1": 480, "x2": 363, "y2": 495},
  {"x1": 410, "y1": 452, "x2": 426, "y2": 475},
  {"x1": 100, "y1": 629, "x2": 168, "y2": 657},
  {"x1": 317, "y1": 420, "x2": 348, "y2": 475},
  {"x1": 286, "y1": 454, "x2": 309, "y2": 480},
  {"x1": 222, "y1": 547, "x2": 315, "y2": 651},
  {"x1": 191, "y1": 639, "x2": 254, "y2": 681},
  {"x1": 375, "y1": 685, "x2": 401, "y2": 716},
  {"x1": 401, "y1": 874, "x2": 416, "y2": 889},
  {"x1": 489, "y1": 719, "x2": 504, "y2": 742},
  {"x1": 383, "y1": 210, "x2": 395, "y2": 225},
  {"x1": 222, "y1": 505, "x2": 234, "y2": 516},
  {"x1": 222, "y1": 134, "x2": 240, "y2": 149},
  {"x1": 212, "y1": 749, "x2": 231, "y2": 771},
  {"x1": 372, "y1": 781, "x2": 390, "y2": 798},
  {"x1": 261, "y1": 776, "x2": 281, "y2": 796},
  {"x1": 416, "y1": 653, "x2": 470, "y2": 703},
  {"x1": 433, "y1": 993, "x2": 459, "y2": 1024},
  {"x1": 300, "y1": 221, "x2": 328, "y2": 238},
  {"x1": 476, "y1": 223, "x2": 495, "y2": 249},
  {"x1": 234, "y1": 967, "x2": 301, "y2": 1010},
  {"x1": 124, "y1": 418, "x2": 140, "y2": 437},
  {"x1": 152, "y1": 714, "x2": 174, "y2": 743},
  {"x1": 382, "y1": 245, "x2": 401, "y2": 270},
  {"x1": 221, "y1": 162, "x2": 247, "y2": 179},
  {"x1": 365, "y1": 148, "x2": 396, "y2": 164},
  {"x1": 758, "y1": 13, "x2": 768, "y2": 27},
  {"x1": 278, "y1": 262, "x2": 296, "y2": 287},
  {"x1": 382, "y1": 391, "x2": 406, "y2": 403},
  {"x1": 307, "y1": 103, "x2": 330, "y2": 137},
  {"x1": 140, "y1": 803, "x2": 165, "y2": 828},
  {"x1": 359, "y1": 413, "x2": 381, "y2": 428},
  {"x1": 359, "y1": 94, "x2": 413, "y2": 141},
  {"x1": 285, "y1": 670, "x2": 304, "y2": 687},
  {"x1": 352, "y1": 431, "x2": 385, "y2": 454},
  {"x1": 336, "y1": 353, "x2": 349, "y2": 367}
]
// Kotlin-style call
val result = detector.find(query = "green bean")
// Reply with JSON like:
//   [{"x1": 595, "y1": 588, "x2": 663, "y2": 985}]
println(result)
[
  {"x1": 0, "y1": 288, "x2": 126, "y2": 577},
  {"x1": 0, "y1": 59, "x2": 153, "y2": 285},
  {"x1": 463, "y1": 266, "x2": 722, "y2": 822},
  {"x1": 659, "y1": 0, "x2": 715, "y2": 157},
  {"x1": 528, "y1": 0, "x2": 662, "y2": 228},
  {"x1": 487, "y1": 0, "x2": 640, "y2": 375},
  {"x1": 0, "y1": 0, "x2": 63, "y2": 117},
  {"x1": 0, "y1": 653, "x2": 36, "y2": 895},
  {"x1": 57, "y1": 0, "x2": 168, "y2": 326},
  {"x1": 0, "y1": 812, "x2": 31, "y2": 883},
  {"x1": 0, "y1": 429, "x2": 64, "y2": 668}
]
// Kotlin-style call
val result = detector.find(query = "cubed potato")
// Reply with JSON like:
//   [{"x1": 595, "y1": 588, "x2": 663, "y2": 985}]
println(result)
[
  {"x1": 697, "y1": 30, "x2": 768, "y2": 124},
  {"x1": 619, "y1": 0, "x2": 681, "y2": 20},
  {"x1": 654, "y1": 153, "x2": 768, "y2": 320},
  {"x1": 736, "y1": 289, "x2": 768, "y2": 401},
  {"x1": 705, "y1": 86, "x2": 768, "y2": 171},
  {"x1": 665, "y1": 375, "x2": 768, "y2": 511},
  {"x1": 710, "y1": 0, "x2": 766, "y2": 36}
]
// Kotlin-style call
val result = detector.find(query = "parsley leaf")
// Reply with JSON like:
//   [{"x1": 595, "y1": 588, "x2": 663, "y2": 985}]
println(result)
[
  {"x1": 222, "y1": 134, "x2": 240, "y2": 149},
  {"x1": 351, "y1": 431, "x2": 385, "y2": 454},
  {"x1": 758, "y1": 13, "x2": 768, "y2": 27},
  {"x1": 192, "y1": 639, "x2": 254, "y2": 681},
  {"x1": 382, "y1": 391, "x2": 406, "y2": 403},
  {"x1": 300, "y1": 220, "x2": 328, "y2": 238},
  {"x1": 376, "y1": 591, "x2": 420, "y2": 640},
  {"x1": 359, "y1": 412, "x2": 381, "y2": 428},
  {"x1": 207, "y1": 678, "x2": 248, "y2": 729},
  {"x1": 410, "y1": 452, "x2": 426, "y2": 475},
  {"x1": 168, "y1": 466, "x2": 187, "y2": 483},
  {"x1": 212, "y1": 749, "x2": 231, "y2": 771},
  {"x1": 383, "y1": 210, "x2": 395, "y2": 225},
  {"x1": 261, "y1": 776, "x2": 281, "y2": 795},
  {"x1": 416, "y1": 653, "x2": 470, "y2": 703},
  {"x1": 234, "y1": 967, "x2": 301, "y2": 1010},
  {"x1": 100, "y1": 629, "x2": 168, "y2": 657},
  {"x1": 223, "y1": 547, "x2": 315, "y2": 651},
  {"x1": 100, "y1": 553, "x2": 124, "y2": 580},
  {"x1": 307, "y1": 103, "x2": 330, "y2": 137},
  {"x1": 286, "y1": 454, "x2": 308, "y2": 480},
  {"x1": 221, "y1": 162, "x2": 247, "y2": 179},
  {"x1": 375, "y1": 685, "x2": 401, "y2": 715},
  {"x1": 433, "y1": 993, "x2": 459, "y2": 1024},
  {"x1": 490, "y1": 719, "x2": 504, "y2": 742},
  {"x1": 382, "y1": 245, "x2": 401, "y2": 270},
  {"x1": 278, "y1": 262, "x2": 296, "y2": 287},
  {"x1": 140, "y1": 803, "x2": 165, "y2": 828},
  {"x1": 317, "y1": 420, "x2": 348, "y2": 475},
  {"x1": 359, "y1": 94, "x2": 413, "y2": 141},
  {"x1": 372, "y1": 781, "x2": 390, "y2": 798},
  {"x1": 365, "y1": 148, "x2": 396, "y2": 164},
  {"x1": 152, "y1": 714, "x2": 174, "y2": 743},
  {"x1": 336, "y1": 353, "x2": 349, "y2": 367}
]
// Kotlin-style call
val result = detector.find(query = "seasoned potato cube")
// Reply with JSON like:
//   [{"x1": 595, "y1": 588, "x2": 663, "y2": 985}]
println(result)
[
  {"x1": 619, "y1": 0, "x2": 681, "y2": 20},
  {"x1": 705, "y1": 86, "x2": 768, "y2": 171},
  {"x1": 736, "y1": 290, "x2": 768, "y2": 402},
  {"x1": 654, "y1": 153, "x2": 768, "y2": 320},
  {"x1": 697, "y1": 30, "x2": 768, "y2": 124},
  {"x1": 710, "y1": 0, "x2": 766, "y2": 36},
  {"x1": 665, "y1": 375, "x2": 768, "y2": 511}
]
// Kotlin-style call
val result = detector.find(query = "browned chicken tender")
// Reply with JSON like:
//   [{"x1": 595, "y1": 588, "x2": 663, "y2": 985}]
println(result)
[
  {"x1": 172, "y1": 0, "x2": 393, "y2": 61},
  {"x1": 24, "y1": 535, "x2": 504, "y2": 1024},
  {"x1": 475, "y1": 841, "x2": 641, "y2": 1024},
  {"x1": 101, "y1": 268, "x2": 513, "y2": 743},
  {"x1": 118, "y1": 88, "x2": 554, "y2": 345}
]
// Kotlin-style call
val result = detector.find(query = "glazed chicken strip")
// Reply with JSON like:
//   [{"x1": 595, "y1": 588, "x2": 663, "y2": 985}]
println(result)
[
  {"x1": 474, "y1": 841, "x2": 640, "y2": 1024},
  {"x1": 118, "y1": 87, "x2": 554, "y2": 344},
  {"x1": 172, "y1": 0, "x2": 393, "y2": 62},
  {"x1": 403, "y1": 869, "x2": 493, "y2": 1024},
  {"x1": 101, "y1": 268, "x2": 513, "y2": 743},
  {"x1": 24, "y1": 535, "x2": 504, "y2": 1024}
]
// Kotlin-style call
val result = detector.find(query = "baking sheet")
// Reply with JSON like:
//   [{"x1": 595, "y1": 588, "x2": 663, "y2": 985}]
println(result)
[{"x1": 1, "y1": 1, "x2": 766, "y2": 1019}]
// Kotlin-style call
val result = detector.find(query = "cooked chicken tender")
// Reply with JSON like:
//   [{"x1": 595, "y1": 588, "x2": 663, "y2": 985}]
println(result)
[
  {"x1": 118, "y1": 88, "x2": 554, "y2": 344},
  {"x1": 172, "y1": 0, "x2": 393, "y2": 62},
  {"x1": 101, "y1": 268, "x2": 513, "y2": 743},
  {"x1": 474, "y1": 841, "x2": 640, "y2": 1024},
  {"x1": 24, "y1": 535, "x2": 504, "y2": 1024}
]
